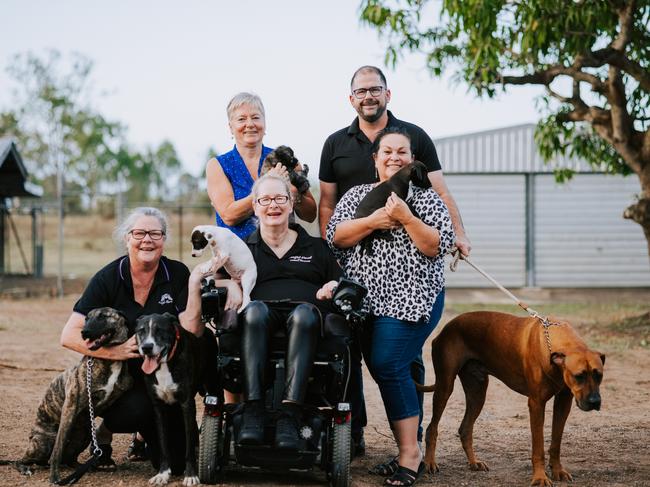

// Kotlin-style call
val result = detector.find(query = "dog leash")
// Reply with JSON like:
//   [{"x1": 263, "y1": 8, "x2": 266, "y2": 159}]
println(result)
[
  {"x1": 449, "y1": 249, "x2": 560, "y2": 355},
  {"x1": 56, "y1": 358, "x2": 103, "y2": 485}
]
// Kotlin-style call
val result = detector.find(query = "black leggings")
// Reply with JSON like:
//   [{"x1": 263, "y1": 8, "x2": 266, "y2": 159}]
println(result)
[{"x1": 241, "y1": 301, "x2": 320, "y2": 403}]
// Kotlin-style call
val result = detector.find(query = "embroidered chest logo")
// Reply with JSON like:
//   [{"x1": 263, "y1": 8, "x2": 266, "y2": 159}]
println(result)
[
  {"x1": 158, "y1": 293, "x2": 174, "y2": 305},
  {"x1": 288, "y1": 255, "x2": 312, "y2": 263}
]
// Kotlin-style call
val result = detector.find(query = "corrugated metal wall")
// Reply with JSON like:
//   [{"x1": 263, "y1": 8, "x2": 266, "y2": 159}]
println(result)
[
  {"x1": 443, "y1": 175, "x2": 526, "y2": 287},
  {"x1": 534, "y1": 175, "x2": 649, "y2": 286},
  {"x1": 433, "y1": 124, "x2": 650, "y2": 288}
]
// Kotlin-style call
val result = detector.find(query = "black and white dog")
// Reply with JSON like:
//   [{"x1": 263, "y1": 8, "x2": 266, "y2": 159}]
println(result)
[
  {"x1": 354, "y1": 160, "x2": 431, "y2": 254},
  {"x1": 14, "y1": 307, "x2": 132, "y2": 484},
  {"x1": 190, "y1": 225, "x2": 257, "y2": 312},
  {"x1": 135, "y1": 313, "x2": 205, "y2": 486}
]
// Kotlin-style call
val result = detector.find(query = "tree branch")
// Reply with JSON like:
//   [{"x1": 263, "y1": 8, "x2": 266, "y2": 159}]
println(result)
[{"x1": 611, "y1": 0, "x2": 635, "y2": 51}]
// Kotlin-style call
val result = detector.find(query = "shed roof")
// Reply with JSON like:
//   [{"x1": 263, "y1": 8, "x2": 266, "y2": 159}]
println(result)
[
  {"x1": 433, "y1": 124, "x2": 605, "y2": 174},
  {"x1": 0, "y1": 138, "x2": 42, "y2": 198}
]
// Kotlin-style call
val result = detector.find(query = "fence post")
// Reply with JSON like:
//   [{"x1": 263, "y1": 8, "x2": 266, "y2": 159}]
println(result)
[
  {"x1": 178, "y1": 204, "x2": 183, "y2": 261},
  {"x1": 32, "y1": 207, "x2": 44, "y2": 278}
]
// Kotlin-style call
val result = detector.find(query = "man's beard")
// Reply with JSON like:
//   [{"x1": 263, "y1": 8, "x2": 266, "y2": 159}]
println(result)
[{"x1": 357, "y1": 101, "x2": 387, "y2": 123}]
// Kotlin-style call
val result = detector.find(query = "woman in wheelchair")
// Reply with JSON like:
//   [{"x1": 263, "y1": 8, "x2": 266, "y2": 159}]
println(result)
[{"x1": 234, "y1": 173, "x2": 343, "y2": 450}]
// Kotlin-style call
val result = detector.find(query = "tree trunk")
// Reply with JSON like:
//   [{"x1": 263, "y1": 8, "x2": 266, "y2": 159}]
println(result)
[{"x1": 623, "y1": 165, "x2": 650, "y2": 260}]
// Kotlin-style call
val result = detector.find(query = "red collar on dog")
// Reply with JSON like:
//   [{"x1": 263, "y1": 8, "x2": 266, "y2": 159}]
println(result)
[{"x1": 167, "y1": 325, "x2": 181, "y2": 362}]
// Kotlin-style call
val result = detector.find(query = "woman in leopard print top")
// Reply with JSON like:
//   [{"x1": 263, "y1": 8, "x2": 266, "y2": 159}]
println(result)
[{"x1": 327, "y1": 127, "x2": 454, "y2": 485}]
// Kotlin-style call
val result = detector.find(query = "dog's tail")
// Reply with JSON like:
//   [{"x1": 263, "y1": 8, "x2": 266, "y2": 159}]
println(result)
[{"x1": 414, "y1": 382, "x2": 436, "y2": 393}]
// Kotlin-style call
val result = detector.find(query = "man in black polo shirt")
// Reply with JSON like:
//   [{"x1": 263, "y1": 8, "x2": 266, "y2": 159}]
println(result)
[{"x1": 319, "y1": 65, "x2": 472, "y2": 458}]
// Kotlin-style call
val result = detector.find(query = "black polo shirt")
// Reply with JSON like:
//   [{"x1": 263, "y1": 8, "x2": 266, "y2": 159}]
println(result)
[
  {"x1": 246, "y1": 224, "x2": 343, "y2": 311},
  {"x1": 73, "y1": 255, "x2": 190, "y2": 333},
  {"x1": 319, "y1": 110, "x2": 442, "y2": 200}
]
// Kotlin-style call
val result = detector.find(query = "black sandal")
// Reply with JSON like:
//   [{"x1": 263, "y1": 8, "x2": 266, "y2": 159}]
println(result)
[
  {"x1": 126, "y1": 433, "x2": 148, "y2": 461},
  {"x1": 383, "y1": 462, "x2": 425, "y2": 487},
  {"x1": 369, "y1": 456, "x2": 399, "y2": 476}
]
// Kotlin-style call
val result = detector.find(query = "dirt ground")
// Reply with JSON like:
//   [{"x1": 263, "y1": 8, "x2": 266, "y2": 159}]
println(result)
[{"x1": 1, "y1": 290, "x2": 649, "y2": 487}]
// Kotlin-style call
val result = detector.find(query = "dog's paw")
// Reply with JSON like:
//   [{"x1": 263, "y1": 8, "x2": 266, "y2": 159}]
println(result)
[
  {"x1": 424, "y1": 459, "x2": 440, "y2": 474},
  {"x1": 530, "y1": 473, "x2": 553, "y2": 486},
  {"x1": 551, "y1": 466, "x2": 572, "y2": 482},
  {"x1": 182, "y1": 476, "x2": 200, "y2": 486},
  {"x1": 469, "y1": 460, "x2": 490, "y2": 471},
  {"x1": 149, "y1": 469, "x2": 171, "y2": 485}
]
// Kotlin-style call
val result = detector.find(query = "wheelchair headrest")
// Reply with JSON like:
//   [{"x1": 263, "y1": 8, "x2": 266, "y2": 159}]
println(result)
[{"x1": 332, "y1": 278, "x2": 367, "y2": 316}]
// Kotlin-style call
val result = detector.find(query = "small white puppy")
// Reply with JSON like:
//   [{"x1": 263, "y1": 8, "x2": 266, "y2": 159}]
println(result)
[{"x1": 190, "y1": 225, "x2": 257, "y2": 312}]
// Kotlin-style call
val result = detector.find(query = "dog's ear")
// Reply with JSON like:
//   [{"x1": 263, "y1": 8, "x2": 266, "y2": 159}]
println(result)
[
  {"x1": 599, "y1": 353, "x2": 606, "y2": 366},
  {"x1": 551, "y1": 351, "x2": 566, "y2": 366},
  {"x1": 410, "y1": 161, "x2": 431, "y2": 189}
]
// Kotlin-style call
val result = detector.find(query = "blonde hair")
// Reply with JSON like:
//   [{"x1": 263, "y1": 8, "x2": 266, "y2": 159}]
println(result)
[{"x1": 251, "y1": 174, "x2": 292, "y2": 200}]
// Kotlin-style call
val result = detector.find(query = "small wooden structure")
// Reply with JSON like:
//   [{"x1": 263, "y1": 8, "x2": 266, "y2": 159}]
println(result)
[{"x1": 0, "y1": 137, "x2": 43, "y2": 276}]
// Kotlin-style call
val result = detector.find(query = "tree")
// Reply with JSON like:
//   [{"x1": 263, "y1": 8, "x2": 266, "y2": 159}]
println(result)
[
  {"x1": 0, "y1": 50, "x2": 125, "y2": 204},
  {"x1": 360, "y1": 0, "x2": 650, "y2": 257}
]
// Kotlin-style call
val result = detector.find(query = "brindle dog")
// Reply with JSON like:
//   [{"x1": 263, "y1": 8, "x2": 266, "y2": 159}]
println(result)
[{"x1": 16, "y1": 307, "x2": 133, "y2": 484}]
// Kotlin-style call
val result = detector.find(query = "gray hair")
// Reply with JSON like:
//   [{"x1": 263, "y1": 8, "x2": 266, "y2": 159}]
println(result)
[
  {"x1": 251, "y1": 174, "x2": 292, "y2": 200},
  {"x1": 226, "y1": 92, "x2": 265, "y2": 121},
  {"x1": 113, "y1": 207, "x2": 169, "y2": 249}
]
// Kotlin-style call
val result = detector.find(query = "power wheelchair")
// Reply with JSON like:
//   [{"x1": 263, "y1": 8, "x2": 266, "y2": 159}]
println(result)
[{"x1": 197, "y1": 277, "x2": 367, "y2": 487}]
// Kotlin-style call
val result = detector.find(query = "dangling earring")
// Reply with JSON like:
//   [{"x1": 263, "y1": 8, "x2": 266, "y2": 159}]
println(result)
[{"x1": 374, "y1": 167, "x2": 379, "y2": 180}]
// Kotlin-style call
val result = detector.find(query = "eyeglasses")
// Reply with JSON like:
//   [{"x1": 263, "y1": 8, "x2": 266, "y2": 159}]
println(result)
[
  {"x1": 256, "y1": 195, "x2": 290, "y2": 206},
  {"x1": 352, "y1": 86, "x2": 385, "y2": 99},
  {"x1": 129, "y1": 229, "x2": 165, "y2": 240}
]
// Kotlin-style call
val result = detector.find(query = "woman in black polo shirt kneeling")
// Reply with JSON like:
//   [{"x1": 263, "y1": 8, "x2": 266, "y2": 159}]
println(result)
[{"x1": 234, "y1": 173, "x2": 342, "y2": 450}]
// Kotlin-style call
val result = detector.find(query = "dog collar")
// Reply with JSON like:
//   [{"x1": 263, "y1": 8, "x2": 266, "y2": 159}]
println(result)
[{"x1": 167, "y1": 325, "x2": 181, "y2": 362}]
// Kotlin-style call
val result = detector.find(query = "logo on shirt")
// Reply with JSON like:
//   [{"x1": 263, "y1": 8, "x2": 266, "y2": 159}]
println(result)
[
  {"x1": 159, "y1": 293, "x2": 174, "y2": 305},
  {"x1": 288, "y1": 255, "x2": 313, "y2": 263}
]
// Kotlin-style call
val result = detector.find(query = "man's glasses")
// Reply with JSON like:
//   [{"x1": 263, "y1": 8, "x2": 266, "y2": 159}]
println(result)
[
  {"x1": 129, "y1": 229, "x2": 165, "y2": 240},
  {"x1": 256, "y1": 195, "x2": 290, "y2": 206},
  {"x1": 352, "y1": 86, "x2": 385, "y2": 99}
]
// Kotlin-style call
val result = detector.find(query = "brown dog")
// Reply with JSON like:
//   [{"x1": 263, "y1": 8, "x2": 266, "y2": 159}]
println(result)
[{"x1": 421, "y1": 311, "x2": 605, "y2": 486}]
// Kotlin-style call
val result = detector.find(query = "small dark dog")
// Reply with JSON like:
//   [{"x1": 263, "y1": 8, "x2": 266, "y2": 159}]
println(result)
[
  {"x1": 135, "y1": 313, "x2": 205, "y2": 486},
  {"x1": 16, "y1": 307, "x2": 132, "y2": 484},
  {"x1": 261, "y1": 145, "x2": 310, "y2": 194},
  {"x1": 354, "y1": 160, "x2": 430, "y2": 254}
]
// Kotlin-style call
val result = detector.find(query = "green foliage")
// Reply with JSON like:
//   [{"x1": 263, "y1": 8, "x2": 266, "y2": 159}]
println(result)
[
  {"x1": 359, "y1": 0, "x2": 650, "y2": 176},
  {"x1": 0, "y1": 50, "x2": 189, "y2": 206}
]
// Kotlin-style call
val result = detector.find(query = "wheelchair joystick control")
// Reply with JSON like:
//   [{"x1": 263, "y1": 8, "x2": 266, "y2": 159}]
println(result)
[{"x1": 331, "y1": 278, "x2": 368, "y2": 324}]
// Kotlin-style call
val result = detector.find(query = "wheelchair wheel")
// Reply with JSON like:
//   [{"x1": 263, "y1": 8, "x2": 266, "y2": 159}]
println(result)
[
  {"x1": 329, "y1": 419, "x2": 351, "y2": 487},
  {"x1": 199, "y1": 414, "x2": 224, "y2": 484}
]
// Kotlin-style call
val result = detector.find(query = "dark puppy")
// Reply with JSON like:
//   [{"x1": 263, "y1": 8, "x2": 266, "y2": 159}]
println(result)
[
  {"x1": 354, "y1": 160, "x2": 430, "y2": 254},
  {"x1": 135, "y1": 313, "x2": 205, "y2": 486},
  {"x1": 261, "y1": 145, "x2": 310, "y2": 194},
  {"x1": 17, "y1": 307, "x2": 132, "y2": 484}
]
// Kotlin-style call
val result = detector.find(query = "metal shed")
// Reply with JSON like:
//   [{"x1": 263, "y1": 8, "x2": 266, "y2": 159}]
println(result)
[
  {"x1": 0, "y1": 137, "x2": 43, "y2": 276},
  {"x1": 435, "y1": 124, "x2": 650, "y2": 288}
]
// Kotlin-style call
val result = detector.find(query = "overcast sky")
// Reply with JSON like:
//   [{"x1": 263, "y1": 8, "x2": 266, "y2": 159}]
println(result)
[{"x1": 1, "y1": 0, "x2": 543, "y2": 178}]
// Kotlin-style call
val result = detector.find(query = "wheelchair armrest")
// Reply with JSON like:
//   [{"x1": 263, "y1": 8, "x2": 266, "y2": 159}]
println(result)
[{"x1": 323, "y1": 313, "x2": 352, "y2": 339}]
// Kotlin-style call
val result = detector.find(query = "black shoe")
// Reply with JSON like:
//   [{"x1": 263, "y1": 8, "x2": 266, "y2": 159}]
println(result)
[
  {"x1": 239, "y1": 401, "x2": 265, "y2": 445},
  {"x1": 352, "y1": 430, "x2": 366, "y2": 458},
  {"x1": 274, "y1": 406, "x2": 301, "y2": 450}
]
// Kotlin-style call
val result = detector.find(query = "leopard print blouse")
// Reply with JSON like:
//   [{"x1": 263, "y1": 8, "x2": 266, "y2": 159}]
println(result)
[{"x1": 326, "y1": 184, "x2": 454, "y2": 323}]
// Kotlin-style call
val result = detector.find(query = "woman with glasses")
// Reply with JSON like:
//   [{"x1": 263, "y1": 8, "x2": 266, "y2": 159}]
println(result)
[
  {"x1": 327, "y1": 127, "x2": 455, "y2": 487},
  {"x1": 230, "y1": 173, "x2": 342, "y2": 450},
  {"x1": 59, "y1": 207, "x2": 223, "y2": 475},
  {"x1": 205, "y1": 92, "x2": 316, "y2": 239}
]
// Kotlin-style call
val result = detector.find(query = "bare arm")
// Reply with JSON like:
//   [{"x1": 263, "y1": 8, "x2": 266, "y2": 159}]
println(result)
[
  {"x1": 206, "y1": 158, "x2": 254, "y2": 226},
  {"x1": 428, "y1": 170, "x2": 471, "y2": 256},
  {"x1": 60, "y1": 312, "x2": 139, "y2": 360},
  {"x1": 332, "y1": 208, "x2": 397, "y2": 248},
  {"x1": 318, "y1": 181, "x2": 338, "y2": 238}
]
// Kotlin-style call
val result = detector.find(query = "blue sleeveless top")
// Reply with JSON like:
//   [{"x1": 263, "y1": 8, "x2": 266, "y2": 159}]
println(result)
[{"x1": 215, "y1": 145, "x2": 273, "y2": 239}]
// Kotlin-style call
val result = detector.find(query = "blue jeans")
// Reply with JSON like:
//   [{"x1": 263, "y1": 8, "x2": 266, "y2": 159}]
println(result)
[{"x1": 367, "y1": 290, "x2": 445, "y2": 422}]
